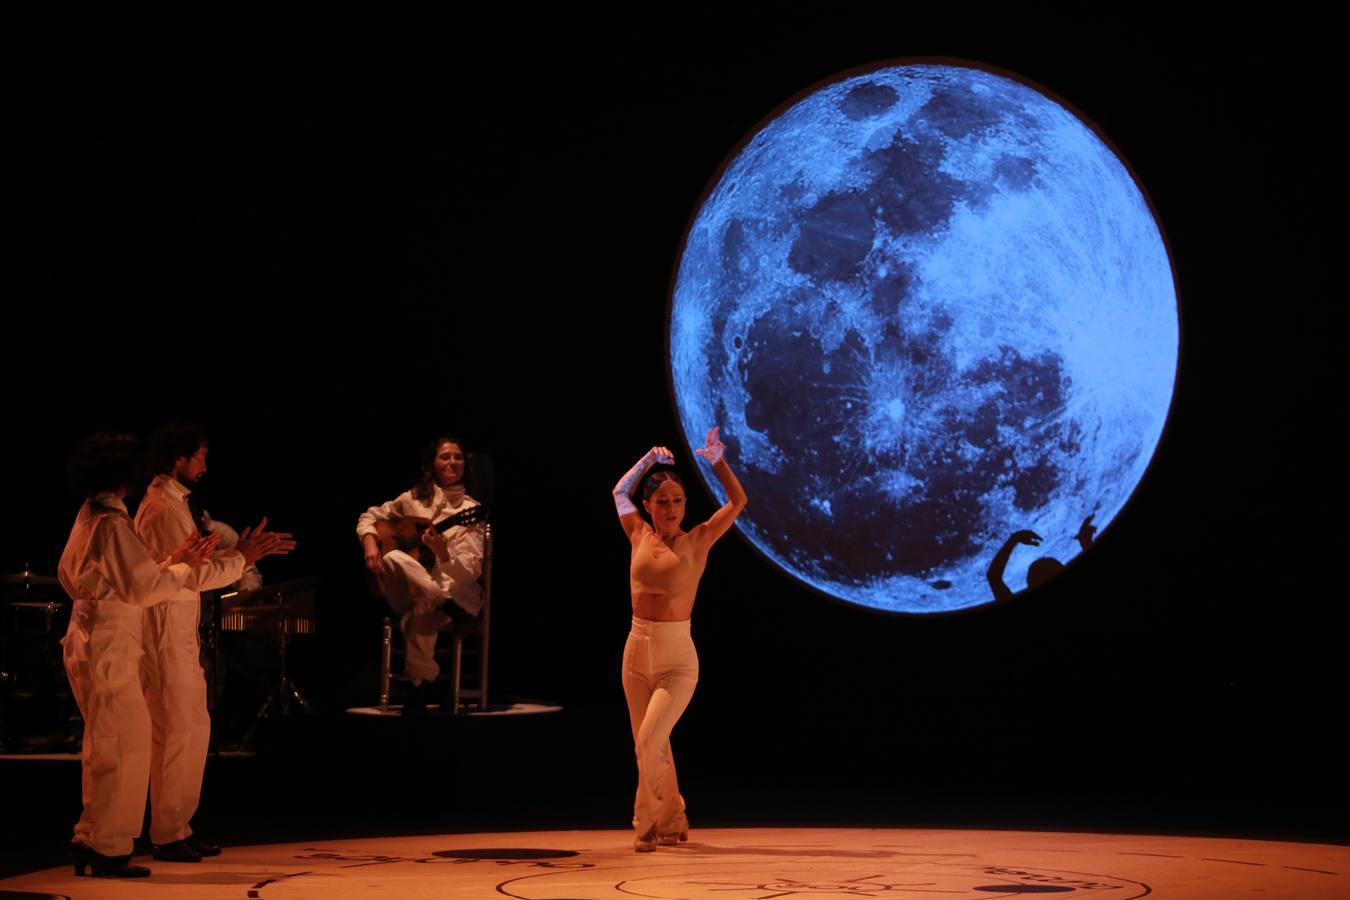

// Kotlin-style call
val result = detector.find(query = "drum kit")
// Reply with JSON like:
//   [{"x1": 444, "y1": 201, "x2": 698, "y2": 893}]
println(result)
[
  {"x1": 1, "y1": 566, "x2": 317, "y2": 753},
  {"x1": 0, "y1": 567, "x2": 69, "y2": 752}
]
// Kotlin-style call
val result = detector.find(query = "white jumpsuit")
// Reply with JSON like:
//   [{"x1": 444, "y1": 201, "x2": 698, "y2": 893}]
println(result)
[
  {"x1": 356, "y1": 485, "x2": 483, "y2": 684},
  {"x1": 134, "y1": 475, "x2": 245, "y2": 845},
  {"x1": 59, "y1": 494, "x2": 194, "y2": 857}
]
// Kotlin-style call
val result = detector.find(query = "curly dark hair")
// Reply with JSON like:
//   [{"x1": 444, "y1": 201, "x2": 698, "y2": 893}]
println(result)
[
  {"x1": 67, "y1": 433, "x2": 146, "y2": 498},
  {"x1": 146, "y1": 420, "x2": 208, "y2": 477}
]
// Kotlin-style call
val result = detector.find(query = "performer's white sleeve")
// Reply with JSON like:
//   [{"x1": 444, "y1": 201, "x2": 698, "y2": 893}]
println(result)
[
  {"x1": 136, "y1": 496, "x2": 245, "y2": 591},
  {"x1": 93, "y1": 516, "x2": 194, "y2": 608},
  {"x1": 357, "y1": 492, "x2": 409, "y2": 540}
]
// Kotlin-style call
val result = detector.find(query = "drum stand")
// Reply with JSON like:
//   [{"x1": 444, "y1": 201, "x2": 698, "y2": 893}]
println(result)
[
  {"x1": 221, "y1": 578, "x2": 318, "y2": 751},
  {"x1": 238, "y1": 627, "x2": 312, "y2": 750}
]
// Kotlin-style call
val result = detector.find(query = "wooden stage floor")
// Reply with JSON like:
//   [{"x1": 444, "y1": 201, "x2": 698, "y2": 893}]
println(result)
[{"x1": 2, "y1": 827, "x2": 1347, "y2": 898}]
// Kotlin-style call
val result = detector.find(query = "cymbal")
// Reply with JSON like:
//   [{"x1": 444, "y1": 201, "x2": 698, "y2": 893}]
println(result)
[
  {"x1": 0, "y1": 572, "x2": 59, "y2": 586},
  {"x1": 222, "y1": 576, "x2": 320, "y2": 602}
]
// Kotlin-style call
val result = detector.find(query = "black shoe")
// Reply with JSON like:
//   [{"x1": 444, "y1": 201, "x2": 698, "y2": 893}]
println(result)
[
  {"x1": 401, "y1": 681, "x2": 430, "y2": 717},
  {"x1": 71, "y1": 841, "x2": 152, "y2": 878},
  {"x1": 429, "y1": 678, "x2": 458, "y2": 716},
  {"x1": 186, "y1": 834, "x2": 222, "y2": 857},
  {"x1": 438, "y1": 597, "x2": 480, "y2": 626},
  {"x1": 153, "y1": 839, "x2": 203, "y2": 863},
  {"x1": 132, "y1": 835, "x2": 153, "y2": 857}
]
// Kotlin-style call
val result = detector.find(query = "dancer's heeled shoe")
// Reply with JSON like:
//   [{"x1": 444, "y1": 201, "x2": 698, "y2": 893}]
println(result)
[
  {"x1": 70, "y1": 841, "x2": 151, "y2": 878},
  {"x1": 633, "y1": 828, "x2": 657, "y2": 852}
]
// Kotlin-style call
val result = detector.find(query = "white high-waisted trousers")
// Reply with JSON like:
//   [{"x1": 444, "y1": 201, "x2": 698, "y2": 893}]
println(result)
[{"x1": 621, "y1": 616, "x2": 698, "y2": 840}]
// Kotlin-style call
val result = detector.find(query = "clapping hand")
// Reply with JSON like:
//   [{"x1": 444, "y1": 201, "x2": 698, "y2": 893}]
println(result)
[
  {"x1": 237, "y1": 517, "x2": 297, "y2": 567},
  {"x1": 170, "y1": 533, "x2": 220, "y2": 568}
]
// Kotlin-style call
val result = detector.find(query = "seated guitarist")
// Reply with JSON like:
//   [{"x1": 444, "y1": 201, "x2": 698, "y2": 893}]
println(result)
[{"x1": 357, "y1": 436, "x2": 484, "y2": 714}]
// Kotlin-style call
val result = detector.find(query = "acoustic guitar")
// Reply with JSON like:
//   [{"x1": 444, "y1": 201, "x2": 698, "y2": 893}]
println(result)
[{"x1": 371, "y1": 504, "x2": 489, "y2": 574}]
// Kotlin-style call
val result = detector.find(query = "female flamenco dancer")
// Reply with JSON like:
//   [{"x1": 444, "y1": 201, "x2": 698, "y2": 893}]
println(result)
[{"x1": 611, "y1": 426, "x2": 747, "y2": 852}]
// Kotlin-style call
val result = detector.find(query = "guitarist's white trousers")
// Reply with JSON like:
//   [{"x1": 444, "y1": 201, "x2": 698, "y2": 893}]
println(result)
[{"x1": 377, "y1": 550, "x2": 457, "y2": 684}]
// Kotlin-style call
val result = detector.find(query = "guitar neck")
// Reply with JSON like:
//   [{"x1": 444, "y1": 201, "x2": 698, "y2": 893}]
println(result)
[{"x1": 433, "y1": 505, "x2": 487, "y2": 534}]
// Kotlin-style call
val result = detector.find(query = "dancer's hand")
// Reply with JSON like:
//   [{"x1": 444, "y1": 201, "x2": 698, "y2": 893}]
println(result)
[
  {"x1": 1010, "y1": 530, "x2": 1043, "y2": 547},
  {"x1": 694, "y1": 426, "x2": 724, "y2": 466},
  {"x1": 615, "y1": 446, "x2": 675, "y2": 524}
]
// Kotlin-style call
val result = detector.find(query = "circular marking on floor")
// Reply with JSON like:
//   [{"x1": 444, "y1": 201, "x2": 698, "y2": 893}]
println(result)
[
  {"x1": 434, "y1": 848, "x2": 580, "y2": 860},
  {"x1": 500, "y1": 861, "x2": 1149, "y2": 898}
]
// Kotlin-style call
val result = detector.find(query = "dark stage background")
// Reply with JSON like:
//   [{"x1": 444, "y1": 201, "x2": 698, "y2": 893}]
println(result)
[{"x1": 1, "y1": 20, "x2": 1340, "y2": 864}]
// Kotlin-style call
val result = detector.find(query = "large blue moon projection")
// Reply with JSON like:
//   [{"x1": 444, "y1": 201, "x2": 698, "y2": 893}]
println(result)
[{"x1": 670, "y1": 62, "x2": 1178, "y2": 613}]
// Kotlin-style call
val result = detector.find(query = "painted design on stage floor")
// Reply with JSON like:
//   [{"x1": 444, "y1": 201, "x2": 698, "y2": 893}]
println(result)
[
  {"x1": 294, "y1": 847, "x2": 593, "y2": 870},
  {"x1": 501, "y1": 860, "x2": 1149, "y2": 898}
]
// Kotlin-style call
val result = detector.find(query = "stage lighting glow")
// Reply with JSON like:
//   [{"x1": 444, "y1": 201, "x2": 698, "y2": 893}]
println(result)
[{"x1": 669, "y1": 62, "x2": 1177, "y2": 613}]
